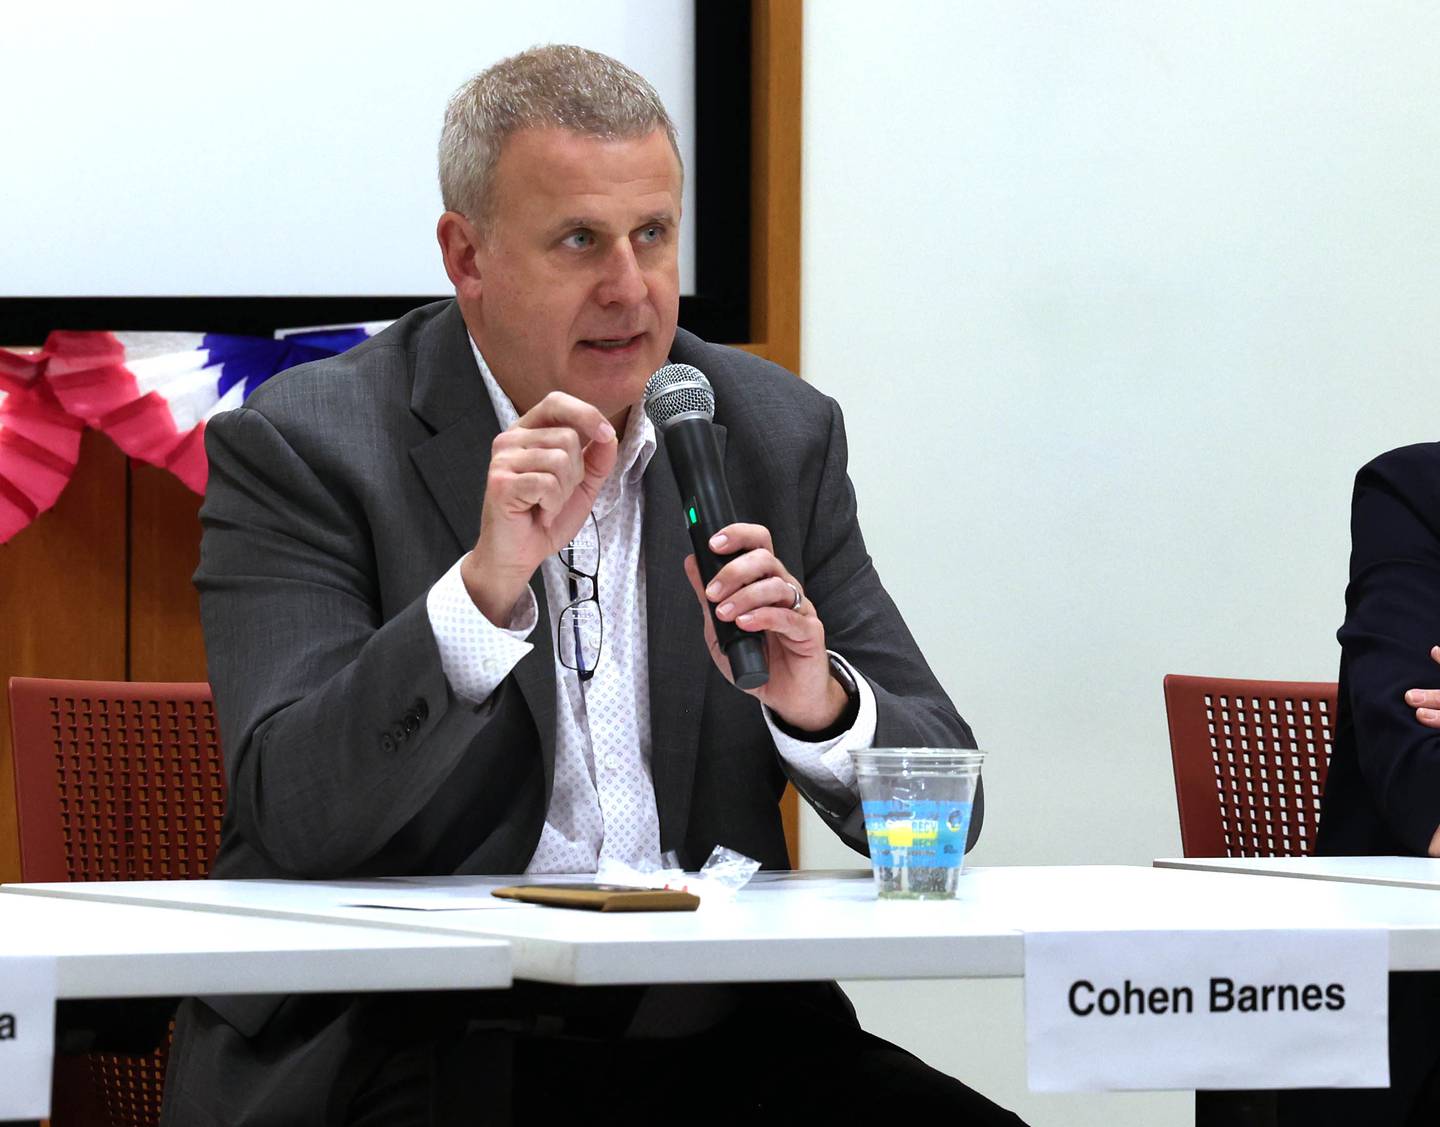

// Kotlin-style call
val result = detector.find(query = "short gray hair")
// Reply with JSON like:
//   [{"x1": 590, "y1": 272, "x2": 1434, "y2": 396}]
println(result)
[{"x1": 438, "y1": 44, "x2": 681, "y2": 230}]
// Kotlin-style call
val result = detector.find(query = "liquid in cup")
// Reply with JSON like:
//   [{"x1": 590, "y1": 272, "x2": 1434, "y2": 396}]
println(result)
[{"x1": 850, "y1": 749, "x2": 984, "y2": 899}]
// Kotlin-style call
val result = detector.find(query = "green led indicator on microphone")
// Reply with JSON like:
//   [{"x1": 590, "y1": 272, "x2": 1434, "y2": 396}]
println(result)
[{"x1": 687, "y1": 505, "x2": 698, "y2": 525}]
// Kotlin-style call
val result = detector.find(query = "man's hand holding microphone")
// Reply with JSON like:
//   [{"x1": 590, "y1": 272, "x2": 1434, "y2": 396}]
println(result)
[
  {"x1": 458, "y1": 369, "x2": 851, "y2": 736},
  {"x1": 683, "y1": 522, "x2": 851, "y2": 734}
]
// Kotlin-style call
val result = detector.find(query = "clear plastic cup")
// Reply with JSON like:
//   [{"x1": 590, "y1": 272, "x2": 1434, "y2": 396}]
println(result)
[{"x1": 850, "y1": 748, "x2": 984, "y2": 900}]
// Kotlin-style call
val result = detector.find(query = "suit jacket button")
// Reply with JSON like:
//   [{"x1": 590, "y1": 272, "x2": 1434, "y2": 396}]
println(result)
[
  {"x1": 381, "y1": 733, "x2": 395, "y2": 754},
  {"x1": 391, "y1": 722, "x2": 408, "y2": 744},
  {"x1": 402, "y1": 711, "x2": 420, "y2": 734},
  {"x1": 413, "y1": 698, "x2": 429, "y2": 721}
]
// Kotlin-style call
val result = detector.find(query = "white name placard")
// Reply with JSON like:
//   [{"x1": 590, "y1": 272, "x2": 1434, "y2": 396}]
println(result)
[
  {"x1": 1025, "y1": 929, "x2": 1388, "y2": 1092},
  {"x1": 0, "y1": 956, "x2": 57, "y2": 1119}
]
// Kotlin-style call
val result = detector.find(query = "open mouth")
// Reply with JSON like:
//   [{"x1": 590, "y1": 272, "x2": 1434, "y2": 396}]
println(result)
[{"x1": 579, "y1": 333, "x2": 644, "y2": 353}]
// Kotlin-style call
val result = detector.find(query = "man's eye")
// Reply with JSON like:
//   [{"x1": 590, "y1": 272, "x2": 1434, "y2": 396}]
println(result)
[
  {"x1": 562, "y1": 231, "x2": 593, "y2": 249},
  {"x1": 636, "y1": 225, "x2": 664, "y2": 245}
]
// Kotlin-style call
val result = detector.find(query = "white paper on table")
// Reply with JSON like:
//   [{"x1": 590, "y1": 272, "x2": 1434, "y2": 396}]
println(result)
[
  {"x1": 344, "y1": 874, "x2": 626, "y2": 910},
  {"x1": 0, "y1": 956, "x2": 57, "y2": 1119},
  {"x1": 343, "y1": 893, "x2": 523, "y2": 912},
  {"x1": 1025, "y1": 929, "x2": 1388, "y2": 1092}
]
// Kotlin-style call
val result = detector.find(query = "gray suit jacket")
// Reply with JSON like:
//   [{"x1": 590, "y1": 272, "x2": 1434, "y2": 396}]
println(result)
[{"x1": 162, "y1": 300, "x2": 977, "y2": 1124}]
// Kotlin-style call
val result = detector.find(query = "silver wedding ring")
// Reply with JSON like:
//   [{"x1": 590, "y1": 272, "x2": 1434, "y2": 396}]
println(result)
[{"x1": 785, "y1": 581, "x2": 804, "y2": 612}]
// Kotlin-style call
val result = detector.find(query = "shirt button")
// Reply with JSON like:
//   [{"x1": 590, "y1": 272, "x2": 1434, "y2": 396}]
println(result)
[
  {"x1": 604, "y1": 754, "x2": 620, "y2": 770},
  {"x1": 483, "y1": 659, "x2": 499, "y2": 675}
]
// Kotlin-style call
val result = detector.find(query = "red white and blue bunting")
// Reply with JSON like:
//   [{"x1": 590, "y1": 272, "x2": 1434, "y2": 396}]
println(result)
[{"x1": 0, "y1": 323, "x2": 388, "y2": 544}]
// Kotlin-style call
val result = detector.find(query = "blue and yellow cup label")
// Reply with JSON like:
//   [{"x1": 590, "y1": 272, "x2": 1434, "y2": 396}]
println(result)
[{"x1": 862, "y1": 799, "x2": 972, "y2": 869}]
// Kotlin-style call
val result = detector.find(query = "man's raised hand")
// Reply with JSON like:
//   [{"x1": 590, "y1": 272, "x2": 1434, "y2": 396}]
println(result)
[{"x1": 462, "y1": 392, "x2": 617, "y2": 625}]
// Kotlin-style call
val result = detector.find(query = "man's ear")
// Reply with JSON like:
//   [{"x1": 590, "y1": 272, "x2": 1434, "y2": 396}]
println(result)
[{"x1": 437, "y1": 211, "x2": 484, "y2": 301}]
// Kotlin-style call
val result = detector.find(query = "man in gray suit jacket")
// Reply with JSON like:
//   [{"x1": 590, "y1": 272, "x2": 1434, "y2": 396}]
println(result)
[{"x1": 163, "y1": 45, "x2": 1016, "y2": 1126}]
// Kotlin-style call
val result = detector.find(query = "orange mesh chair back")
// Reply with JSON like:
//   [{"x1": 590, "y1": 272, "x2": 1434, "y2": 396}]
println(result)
[
  {"x1": 7, "y1": 677, "x2": 226, "y2": 1127},
  {"x1": 1163, "y1": 674, "x2": 1336, "y2": 858}
]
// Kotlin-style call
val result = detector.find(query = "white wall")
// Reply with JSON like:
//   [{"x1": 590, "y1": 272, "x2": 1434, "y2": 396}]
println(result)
[{"x1": 800, "y1": 3, "x2": 1440, "y2": 1124}]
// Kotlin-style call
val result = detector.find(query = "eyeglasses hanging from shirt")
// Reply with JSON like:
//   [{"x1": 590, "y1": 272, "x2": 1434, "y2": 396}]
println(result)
[{"x1": 557, "y1": 512, "x2": 602, "y2": 682}]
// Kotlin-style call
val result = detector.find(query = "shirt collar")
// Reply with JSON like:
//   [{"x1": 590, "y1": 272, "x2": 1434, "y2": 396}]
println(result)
[{"x1": 467, "y1": 335, "x2": 657, "y2": 518}]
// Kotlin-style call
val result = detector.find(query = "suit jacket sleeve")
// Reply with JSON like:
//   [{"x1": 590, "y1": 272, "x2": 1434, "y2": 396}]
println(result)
[
  {"x1": 1336, "y1": 446, "x2": 1440, "y2": 854},
  {"x1": 198, "y1": 405, "x2": 525, "y2": 877},
  {"x1": 780, "y1": 397, "x2": 982, "y2": 852}
]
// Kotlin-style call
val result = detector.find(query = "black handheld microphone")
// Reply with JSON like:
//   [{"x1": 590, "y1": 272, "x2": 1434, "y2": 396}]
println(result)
[{"x1": 643, "y1": 364, "x2": 770, "y2": 690}]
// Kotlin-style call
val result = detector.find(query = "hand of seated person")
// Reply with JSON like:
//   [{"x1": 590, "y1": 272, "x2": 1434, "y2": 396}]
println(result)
[
  {"x1": 460, "y1": 391, "x2": 618, "y2": 625},
  {"x1": 1403, "y1": 645, "x2": 1440, "y2": 730},
  {"x1": 683, "y1": 521, "x2": 850, "y2": 734},
  {"x1": 1401, "y1": 647, "x2": 1440, "y2": 857}
]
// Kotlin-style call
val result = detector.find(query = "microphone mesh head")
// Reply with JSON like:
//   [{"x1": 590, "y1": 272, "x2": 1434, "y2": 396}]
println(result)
[{"x1": 644, "y1": 364, "x2": 715, "y2": 426}]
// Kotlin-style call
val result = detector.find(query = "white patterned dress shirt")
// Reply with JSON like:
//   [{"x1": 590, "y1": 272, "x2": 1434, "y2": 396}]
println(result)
[{"x1": 424, "y1": 338, "x2": 875, "y2": 873}]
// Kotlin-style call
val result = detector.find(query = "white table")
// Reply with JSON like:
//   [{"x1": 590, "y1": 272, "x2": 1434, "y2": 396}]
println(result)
[
  {"x1": 1155, "y1": 854, "x2": 1440, "y2": 892},
  {"x1": 12, "y1": 865, "x2": 1440, "y2": 984},
  {"x1": 0, "y1": 891, "x2": 510, "y2": 998},
  {"x1": 3, "y1": 870, "x2": 1016, "y2": 984},
  {"x1": 12, "y1": 865, "x2": 1439, "y2": 1123}
]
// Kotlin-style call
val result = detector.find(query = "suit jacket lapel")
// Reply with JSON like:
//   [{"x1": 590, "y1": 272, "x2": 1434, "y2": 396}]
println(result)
[
  {"x1": 644, "y1": 424, "x2": 726, "y2": 854},
  {"x1": 407, "y1": 303, "x2": 558, "y2": 799}
]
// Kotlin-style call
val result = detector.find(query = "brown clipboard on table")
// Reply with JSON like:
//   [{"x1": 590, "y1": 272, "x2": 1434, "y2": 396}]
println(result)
[{"x1": 492, "y1": 882, "x2": 700, "y2": 912}]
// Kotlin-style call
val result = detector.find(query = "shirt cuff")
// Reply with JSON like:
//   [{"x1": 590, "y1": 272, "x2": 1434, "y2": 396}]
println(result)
[
  {"x1": 764, "y1": 651, "x2": 875, "y2": 797},
  {"x1": 426, "y1": 557, "x2": 538, "y2": 704}
]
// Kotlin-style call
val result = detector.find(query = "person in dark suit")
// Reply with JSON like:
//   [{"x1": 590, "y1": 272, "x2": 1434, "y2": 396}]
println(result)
[
  {"x1": 161, "y1": 45, "x2": 1022, "y2": 1126},
  {"x1": 1318, "y1": 443, "x2": 1440, "y2": 860},
  {"x1": 1283, "y1": 443, "x2": 1440, "y2": 1126}
]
